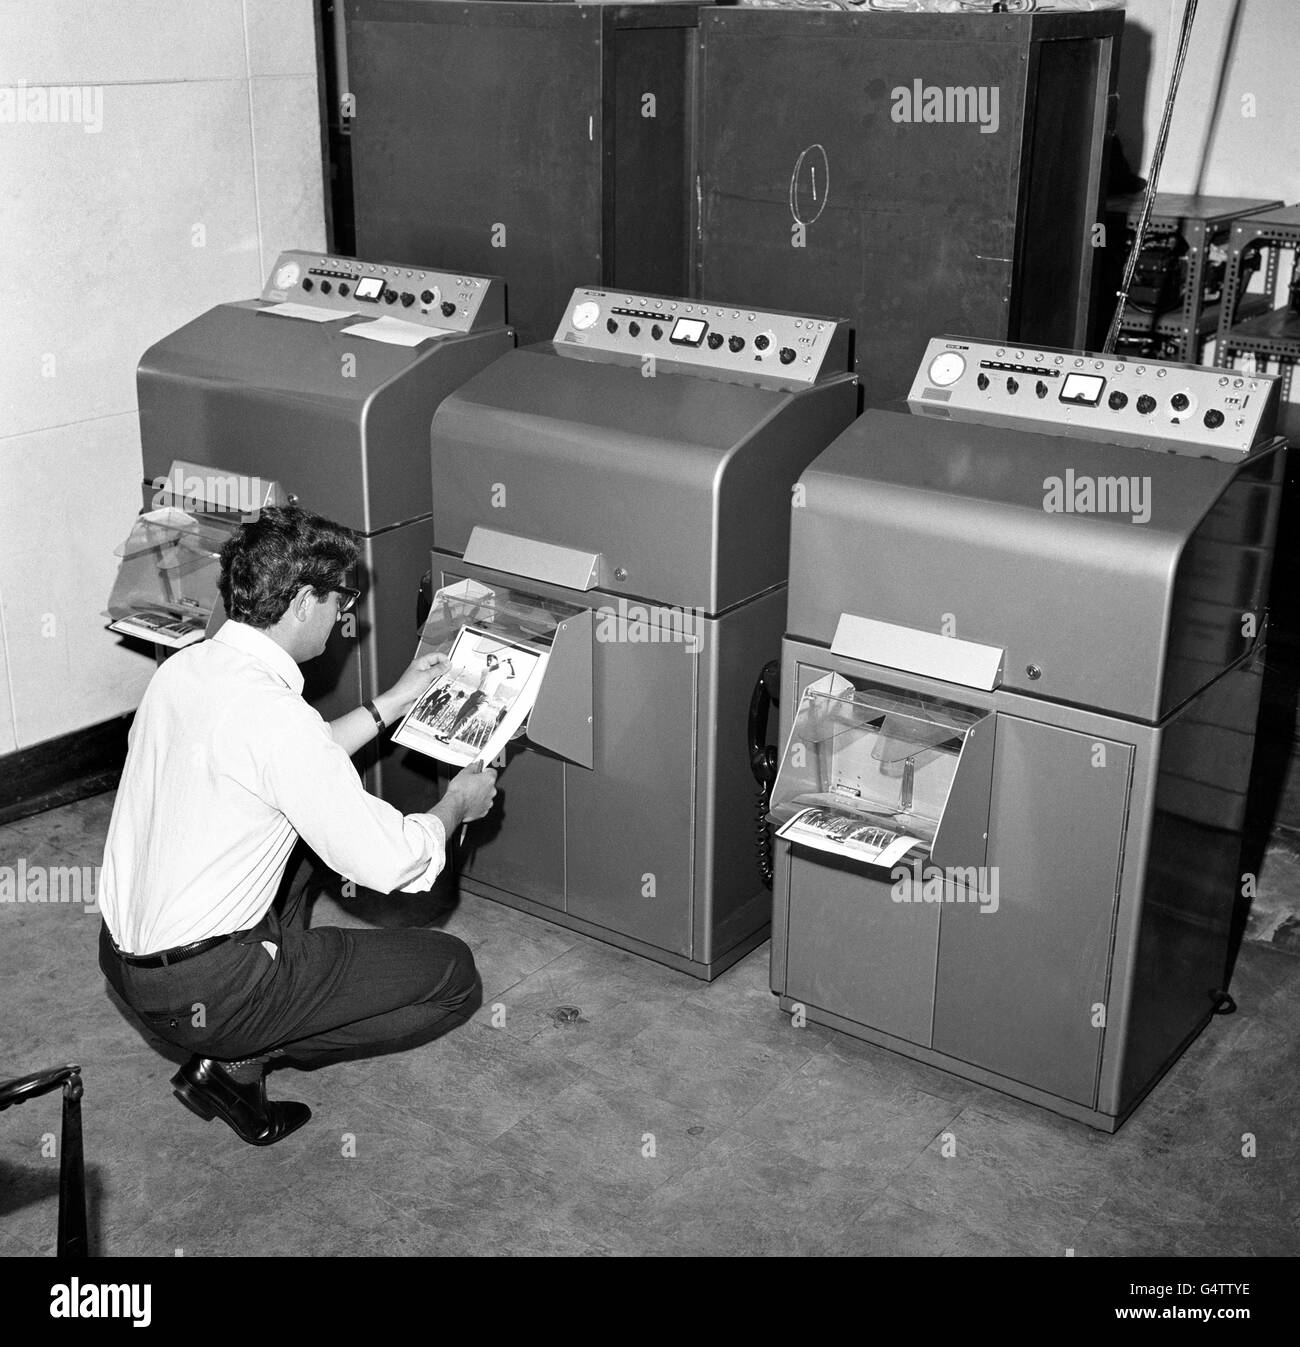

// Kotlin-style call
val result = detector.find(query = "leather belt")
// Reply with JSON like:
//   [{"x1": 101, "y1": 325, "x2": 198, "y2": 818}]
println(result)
[{"x1": 108, "y1": 927, "x2": 237, "y2": 968}]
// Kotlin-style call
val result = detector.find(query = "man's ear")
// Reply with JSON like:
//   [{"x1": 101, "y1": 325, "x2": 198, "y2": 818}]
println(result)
[{"x1": 291, "y1": 585, "x2": 317, "y2": 622}]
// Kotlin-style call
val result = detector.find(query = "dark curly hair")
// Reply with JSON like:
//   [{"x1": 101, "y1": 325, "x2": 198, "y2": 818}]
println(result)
[{"x1": 218, "y1": 506, "x2": 361, "y2": 629}]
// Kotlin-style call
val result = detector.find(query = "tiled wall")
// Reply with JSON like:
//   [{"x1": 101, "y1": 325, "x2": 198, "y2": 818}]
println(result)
[{"x1": 0, "y1": 0, "x2": 325, "y2": 754}]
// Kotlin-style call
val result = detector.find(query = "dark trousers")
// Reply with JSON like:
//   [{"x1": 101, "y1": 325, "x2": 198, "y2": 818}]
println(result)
[{"x1": 99, "y1": 869, "x2": 481, "y2": 1068}]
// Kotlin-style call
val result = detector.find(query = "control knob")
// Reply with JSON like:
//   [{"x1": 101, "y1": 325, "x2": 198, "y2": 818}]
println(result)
[
  {"x1": 976, "y1": 373, "x2": 989, "y2": 391},
  {"x1": 302, "y1": 277, "x2": 314, "y2": 292},
  {"x1": 420, "y1": 290, "x2": 434, "y2": 305},
  {"x1": 1006, "y1": 377, "x2": 1019, "y2": 394},
  {"x1": 606, "y1": 318, "x2": 619, "y2": 334},
  {"x1": 338, "y1": 283, "x2": 350, "y2": 297},
  {"x1": 401, "y1": 292, "x2": 415, "y2": 308},
  {"x1": 384, "y1": 289, "x2": 398, "y2": 305},
  {"x1": 1136, "y1": 394, "x2": 1157, "y2": 415},
  {"x1": 441, "y1": 301, "x2": 456, "y2": 318},
  {"x1": 320, "y1": 280, "x2": 332, "y2": 294},
  {"x1": 779, "y1": 348, "x2": 796, "y2": 365},
  {"x1": 629, "y1": 321, "x2": 641, "y2": 337},
  {"x1": 728, "y1": 335, "x2": 745, "y2": 353},
  {"x1": 1035, "y1": 381, "x2": 1048, "y2": 399},
  {"x1": 754, "y1": 334, "x2": 771, "y2": 351},
  {"x1": 1203, "y1": 409, "x2": 1225, "y2": 429},
  {"x1": 1108, "y1": 391, "x2": 1128, "y2": 410},
  {"x1": 707, "y1": 333, "x2": 725, "y2": 350},
  {"x1": 1170, "y1": 393, "x2": 1190, "y2": 412},
  {"x1": 651, "y1": 324, "x2": 663, "y2": 341}
]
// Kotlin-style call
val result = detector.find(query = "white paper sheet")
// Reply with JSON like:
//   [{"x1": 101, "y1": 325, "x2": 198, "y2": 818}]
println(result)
[
  {"x1": 339, "y1": 315, "x2": 452, "y2": 346},
  {"x1": 257, "y1": 301, "x2": 348, "y2": 323}
]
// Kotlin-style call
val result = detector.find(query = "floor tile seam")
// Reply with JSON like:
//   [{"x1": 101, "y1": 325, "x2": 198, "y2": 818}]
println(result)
[
  {"x1": 816, "y1": 1100, "x2": 970, "y2": 1190},
  {"x1": 479, "y1": 1109, "x2": 710, "y2": 1202},
  {"x1": 326, "y1": 1087, "x2": 540, "y2": 1162},
  {"x1": 475, "y1": 939, "x2": 598, "y2": 1003},
  {"x1": 901, "y1": 1100, "x2": 1129, "y2": 1207},
  {"x1": 728, "y1": 1050, "x2": 963, "y2": 1138},
  {"x1": 646, "y1": 1121, "x2": 898, "y2": 1225},
  {"x1": 857, "y1": 1189, "x2": 1043, "y2": 1255}
]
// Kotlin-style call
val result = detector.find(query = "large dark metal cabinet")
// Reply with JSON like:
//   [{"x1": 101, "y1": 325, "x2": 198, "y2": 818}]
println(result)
[
  {"x1": 346, "y1": 0, "x2": 701, "y2": 346},
  {"x1": 693, "y1": 7, "x2": 1122, "y2": 399}
]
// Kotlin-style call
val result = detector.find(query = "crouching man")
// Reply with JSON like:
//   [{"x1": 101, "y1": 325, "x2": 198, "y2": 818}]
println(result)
[{"x1": 98, "y1": 506, "x2": 497, "y2": 1146}]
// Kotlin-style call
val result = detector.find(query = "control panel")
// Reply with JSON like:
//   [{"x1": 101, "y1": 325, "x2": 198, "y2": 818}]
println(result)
[
  {"x1": 260, "y1": 250, "x2": 505, "y2": 332},
  {"x1": 554, "y1": 288, "x2": 851, "y2": 386},
  {"x1": 907, "y1": 336, "x2": 1280, "y2": 458}
]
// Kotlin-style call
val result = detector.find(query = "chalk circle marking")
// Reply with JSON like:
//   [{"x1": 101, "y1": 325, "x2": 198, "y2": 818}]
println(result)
[{"x1": 789, "y1": 143, "x2": 830, "y2": 227}]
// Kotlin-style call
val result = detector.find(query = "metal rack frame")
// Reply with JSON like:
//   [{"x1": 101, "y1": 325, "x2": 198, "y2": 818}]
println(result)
[
  {"x1": 1107, "y1": 193, "x2": 1283, "y2": 364},
  {"x1": 1215, "y1": 203, "x2": 1300, "y2": 403}
]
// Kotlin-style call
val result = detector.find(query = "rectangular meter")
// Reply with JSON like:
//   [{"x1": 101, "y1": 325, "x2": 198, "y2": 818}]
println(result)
[
  {"x1": 670, "y1": 317, "x2": 708, "y2": 347},
  {"x1": 1059, "y1": 372, "x2": 1106, "y2": 406}
]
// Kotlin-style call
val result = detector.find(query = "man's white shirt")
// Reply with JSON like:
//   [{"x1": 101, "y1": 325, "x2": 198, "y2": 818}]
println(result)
[{"x1": 99, "y1": 621, "x2": 446, "y2": 955}]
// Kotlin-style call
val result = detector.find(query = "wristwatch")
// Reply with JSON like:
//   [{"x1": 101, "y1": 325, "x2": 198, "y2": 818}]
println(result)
[{"x1": 363, "y1": 699, "x2": 386, "y2": 731}]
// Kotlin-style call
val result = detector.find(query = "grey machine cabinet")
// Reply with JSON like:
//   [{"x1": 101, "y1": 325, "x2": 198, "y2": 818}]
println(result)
[
  {"x1": 694, "y1": 7, "x2": 1122, "y2": 401},
  {"x1": 770, "y1": 335, "x2": 1286, "y2": 1129},
  {"x1": 424, "y1": 287, "x2": 858, "y2": 978},
  {"x1": 128, "y1": 251, "x2": 514, "y2": 804},
  {"x1": 346, "y1": 0, "x2": 701, "y2": 349}
]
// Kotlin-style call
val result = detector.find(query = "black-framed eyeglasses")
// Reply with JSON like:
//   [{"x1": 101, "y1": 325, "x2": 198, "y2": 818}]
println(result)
[{"x1": 333, "y1": 586, "x2": 361, "y2": 614}]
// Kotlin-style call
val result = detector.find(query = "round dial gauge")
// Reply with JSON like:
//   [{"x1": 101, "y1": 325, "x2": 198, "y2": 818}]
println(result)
[
  {"x1": 273, "y1": 261, "x2": 301, "y2": 290},
  {"x1": 571, "y1": 301, "x2": 601, "y2": 331},
  {"x1": 928, "y1": 351, "x2": 966, "y2": 387}
]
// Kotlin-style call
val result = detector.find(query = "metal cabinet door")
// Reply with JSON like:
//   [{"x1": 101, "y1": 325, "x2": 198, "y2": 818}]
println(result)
[
  {"x1": 565, "y1": 623, "x2": 697, "y2": 955},
  {"x1": 931, "y1": 716, "x2": 1132, "y2": 1106},
  {"x1": 461, "y1": 742, "x2": 568, "y2": 913},
  {"x1": 783, "y1": 854, "x2": 940, "y2": 1047}
]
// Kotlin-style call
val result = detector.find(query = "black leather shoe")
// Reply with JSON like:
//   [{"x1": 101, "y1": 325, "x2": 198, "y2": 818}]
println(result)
[{"x1": 171, "y1": 1056, "x2": 310, "y2": 1147}]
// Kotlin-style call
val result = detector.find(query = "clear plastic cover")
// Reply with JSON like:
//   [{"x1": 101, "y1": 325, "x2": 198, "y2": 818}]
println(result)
[
  {"x1": 770, "y1": 674, "x2": 986, "y2": 866},
  {"x1": 419, "y1": 573, "x2": 587, "y2": 658},
  {"x1": 105, "y1": 508, "x2": 235, "y2": 647}
]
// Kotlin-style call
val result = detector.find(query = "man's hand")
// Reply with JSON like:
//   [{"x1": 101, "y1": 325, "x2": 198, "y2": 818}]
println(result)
[
  {"x1": 376, "y1": 651, "x2": 450, "y2": 724},
  {"x1": 446, "y1": 760, "x2": 497, "y2": 823}
]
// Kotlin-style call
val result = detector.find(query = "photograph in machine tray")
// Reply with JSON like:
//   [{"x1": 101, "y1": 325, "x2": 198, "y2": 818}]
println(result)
[
  {"x1": 107, "y1": 607, "x2": 208, "y2": 649},
  {"x1": 392, "y1": 625, "x2": 548, "y2": 768},
  {"x1": 775, "y1": 806, "x2": 924, "y2": 870}
]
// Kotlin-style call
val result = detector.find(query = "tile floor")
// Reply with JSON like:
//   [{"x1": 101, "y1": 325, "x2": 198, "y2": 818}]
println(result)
[{"x1": 1, "y1": 791, "x2": 1298, "y2": 1257}]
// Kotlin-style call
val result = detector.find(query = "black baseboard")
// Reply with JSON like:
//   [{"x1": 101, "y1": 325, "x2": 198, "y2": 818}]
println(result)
[{"x1": 0, "y1": 714, "x2": 133, "y2": 828}]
